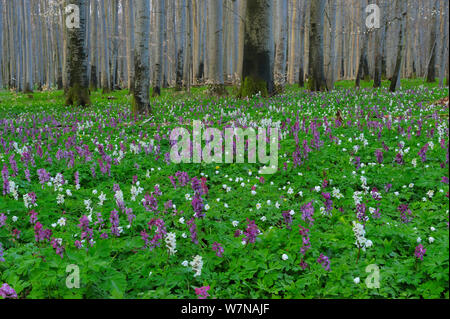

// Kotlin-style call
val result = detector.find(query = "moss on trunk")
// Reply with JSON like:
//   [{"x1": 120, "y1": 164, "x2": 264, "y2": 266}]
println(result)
[
  {"x1": 207, "y1": 84, "x2": 227, "y2": 96},
  {"x1": 65, "y1": 83, "x2": 91, "y2": 107},
  {"x1": 238, "y1": 76, "x2": 269, "y2": 98}
]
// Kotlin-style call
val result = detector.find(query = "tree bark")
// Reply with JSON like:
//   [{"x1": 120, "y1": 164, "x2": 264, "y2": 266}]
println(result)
[
  {"x1": 133, "y1": 0, "x2": 151, "y2": 114},
  {"x1": 308, "y1": 0, "x2": 327, "y2": 91},
  {"x1": 65, "y1": 0, "x2": 91, "y2": 106},
  {"x1": 239, "y1": 0, "x2": 274, "y2": 97}
]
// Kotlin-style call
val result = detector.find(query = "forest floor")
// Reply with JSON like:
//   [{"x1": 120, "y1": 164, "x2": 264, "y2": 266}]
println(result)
[{"x1": 0, "y1": 79, "x2": 448, "y2": 299}]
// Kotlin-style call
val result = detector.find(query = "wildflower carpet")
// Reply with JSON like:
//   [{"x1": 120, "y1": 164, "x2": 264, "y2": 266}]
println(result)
[{"x1": 0, "y1": 80, "x2": 448, "y2": 299}]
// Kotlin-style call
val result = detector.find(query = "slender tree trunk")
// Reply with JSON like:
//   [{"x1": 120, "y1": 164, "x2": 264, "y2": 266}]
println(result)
[
  {"x1": 438, "y1": 0, "x2": 448, "y2": 88},
  {"x1": 239, "y1": 0, "x2": 274, "y2": 97},
  {"x1": 133, "y1": 0, "x2": 151, "y2": 114},
  {"x1": 153, "y1": 0, "x2": 165, "y2": 96},
  {"x1": 329, "y1": 0, "x2": 337, "y2": 89},
  {"x1": 206, "y1": 0, "x2": 225, "y2": 95},
  {"x1": 356, "y1": 0, "x2": 369, "y2": 88},
  {"x1": 287, "y1": 0, "x2": 298, "y2": 84},
  {"x1": 308, "y1": 0, "x2": 327, "y2": 91},
  {"x1": 65, "y1": 0, "x2": 91, "y2": 106},
  {"x1": 176, "y1": 0, "x2": 186, "y2": 90},
  {"x1": 99, "y1": 0, "x2": 111, "y2": 92},
  {"x1": 426, "y1": 0, "x2": 439, "y2": 83},
  {"x1": 390, "y1": 0, "x2": 406, "y2": 92},
  {"x1": 274, "y1": 0, "x2": 288, "y2": 90},
  {"x1": 125, "y1": 0, "x2": 135, "y2": 92},
  {"x1": 0, "y1": 0, "x2": 3, "y2": 88}
]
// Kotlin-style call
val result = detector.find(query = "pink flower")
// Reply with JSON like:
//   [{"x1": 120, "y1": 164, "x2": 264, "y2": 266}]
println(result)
[{"x1": 195, "y1": 286, "x2": 210, "y2": 299}]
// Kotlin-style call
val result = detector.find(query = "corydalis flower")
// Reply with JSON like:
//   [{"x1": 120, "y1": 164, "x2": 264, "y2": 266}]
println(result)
[
  {"x1": 190, "y1": 255, "x2": 203, "y2": 277},
  {"x1": 165, "y1": 232, "x2": 177, "y2": 255},
  {"x1": 0, "y1": 283, "x2": 17, "y2": 299},
  {"x1": 110, "y1": 210, "x2": 120, "y2": 237},
  {"x1": 301, "y1": 201, "x2": 315, "y2": 226},
  {"x1": 398, "y1": 204, "x2": 413, "y2": 223},
  {"x1": 298, "y1": 225, "x2": 311, "y2": 256},
  {"x1": 375, "y1": 149, "x2": 383, "y2": 164},
  {"x1": 243, "y1": 219, "x2": 259, "y2": 244},
  {"x1": 195, "y1": 286, "x2": 210, "y2": 299},
  {"x1": 187, "y1": 217, "x2": 199, "y2": 245},
  {"x1": 51, "y1": 238, "x2": 65, "y2": 258},
  {"x1": 414, "y1": 244, "x2": 426, "y2": 260},
  {"x1": 317, "y1": 254, "x2": 331, "y2": 271},
  {"x1": 212, "y1": 242, "x2": 224, "y2": 257}
]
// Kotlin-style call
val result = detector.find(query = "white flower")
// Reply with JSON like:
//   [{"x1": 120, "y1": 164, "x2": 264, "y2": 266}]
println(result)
[
  {"x1": 189, "y1": 255, "x2": 203, "y2": 277},
  {"x1": 282, "y1": 254, "x2": 289, "y2": 261},
  {"x1": 165, "y1": 232, "x2": 177, "y2": 255},
  {"x1": 314, "y1": 186, "x2": 321, "y2": 192},
  {"x1": 426, "y1": 190, "x2": 434, "y2": 198},
  {"x1": 256, "y1": 203, "x2": 262, "y2": 210},
  {"x1": 57, "y1": 194, "x2": 65, "y2": 205},
  {"x1": 430, "y1": 227, "x2": 436, "y2": 231},
  {"x1": 417, "y1": 237, "x2": 422, "y2": 243},
  {"x1": 354, "y1": 277, "x2": 360, "y2": 284},
  {"x1": 181, "y1": 260, "x2": 189, "y2": 267},
  {"x1": 12, "y1": 216, "x2": 18, "y2": 222},
  {"x1": 205, "y1": 204, "x2": 210, "y2": 211},
  {"x1": 287, "y1": 187, "x2": 294, "y2": 194},
  {"x1": 181, "y1": 233, "x2": 187, "y2": 238},
  {"x1": 57, "y1": 217, "x2": 66, "y2": 227},
  {"x1": 260, "y1": 216, "x2": 267, "y2": 222},
  {"x1": 232, "y1": 220, "x2": 239, "y2": 227},
  {"x1": 179, "y1": 217, "x2": 185, "y2": 224},
  {"x1": 428, "y1": 237, "x2": 435, "y2": 243}
]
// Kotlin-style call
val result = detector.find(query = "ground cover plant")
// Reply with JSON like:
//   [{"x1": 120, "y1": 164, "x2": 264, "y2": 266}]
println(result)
[{"x1": 0, "y1": 80, "x2": 448, "y2": 299}]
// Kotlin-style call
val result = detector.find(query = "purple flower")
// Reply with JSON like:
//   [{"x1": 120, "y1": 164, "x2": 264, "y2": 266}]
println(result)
[
  {"x1": 0, "y1": 214, "x2": 6, "y2": 228},
  {"x1": 0, "y1": 283, "x2": 18, "y2": 299},
  {"x1": 195, "y1": 286, "x2": 210, "y2": 299},
  {"x1": 322, "y1": 193, "x2": 333, "y2": 214},
  {"x1": 1, "y1": 165, "x2": 9, "y2": 196},
  {"x1": 0, "y1": 243, "x2": 5, "y2": 262},
  {"x1": 51, "y1": 238, "x2": 65, "y2": 259},
  {"x1": 354, "y1": 156, "x2": 361, "y2": 170},
  {"x1": 298, "y1": 225, "x2": 311, "y2": 256},
  {"x1": 317, "y1": 253, "x2": 331, "y2": 271},
  {"x1": 191, "y1": 194, "x2": 205, "y2": 218},
  {"x1": 145, "y1": 218, "x2": 167, "y2": 250},
  {"x1": 394, "y1": 152, "x2": 404, "y2": 165},
  {"x1": 301, "y1": 201, "x2": 315, "y2": 226},
  {"x1": 418, "y1": 143, "x2": 429, "y2": 162},
  {"x1": 398, "y1": 204, "x2": 413, "y2": 223},
  {"x1": 110, "y1": 210, "x2": 120, "y2": 237},
  {"x1": 29, "y1": 210, "x2": 38, "y2": 224},
  {"x1": 243, "y1": 219, "x2": 259, "y2": 244},
  {"x1": 212, "y1": 242, "x2": 224, "y2": 257},
  {"x1": 441, "y1": 176, "x2": 449, "y2": 184},
  {"x1": 143, "y1": 193, "x2": 158, "y2": 212},
  {"x1": 282, "y1": 211, "x2": 293, "y2": 229},
  {"x1": 187, "y1": 217, "x2": 199, "y2": 245},
  {"x1": 375, "y1": 149, "x2": 383, "y2": 164},
  {"x1": 414, "y1": 244, "x2": 426, "y2": 260}
]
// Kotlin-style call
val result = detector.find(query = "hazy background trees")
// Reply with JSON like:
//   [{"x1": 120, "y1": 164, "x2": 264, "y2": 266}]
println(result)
[{"x1": 0, "y1": 0, "x2": 448, "y2": 105}]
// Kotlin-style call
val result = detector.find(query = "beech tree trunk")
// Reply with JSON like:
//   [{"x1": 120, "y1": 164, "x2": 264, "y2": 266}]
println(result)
[
  {"x1": 133, "y1": 0, "x2": 151, "y2": 114},
  {"x1": 308, "y1": 0, "x2": 327, "y2": 91},
  {"x1": 65, "y1": 0, "x2": 90, "y2": 106},
  {"x1": 239, "y1": 0, "x2": 274, "y2": 98}
]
